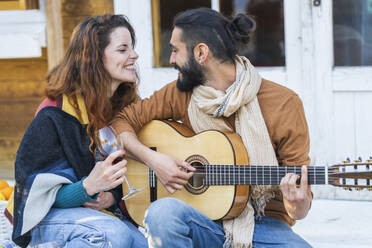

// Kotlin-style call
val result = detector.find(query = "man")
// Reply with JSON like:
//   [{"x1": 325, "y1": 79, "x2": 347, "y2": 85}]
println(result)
[{"x1": 112, "y1": 8, "x2": 312, "y2": 248}]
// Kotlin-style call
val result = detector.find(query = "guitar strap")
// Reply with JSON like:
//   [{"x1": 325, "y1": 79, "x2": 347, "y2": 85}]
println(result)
[{"x1": 188, "y1": 56, "x2": 278, "y2": 248}]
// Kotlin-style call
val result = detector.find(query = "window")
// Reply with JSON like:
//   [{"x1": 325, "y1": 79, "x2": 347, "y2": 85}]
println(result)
[
  {"x1": 333, "y1": 0, "x2": 372, "y2": 66},
  {"x1": 0, "y1": 0, "x2": 39, "y2": 10},
  {"x1": 151, "y1": 0, "x2": 211, "y2": 67},
  {"x1": 151, "y1": 0, "x2": 285, "y2": 68},
  {"x1": 220, "y1": 0, "x2": 285, "y2": 67}
]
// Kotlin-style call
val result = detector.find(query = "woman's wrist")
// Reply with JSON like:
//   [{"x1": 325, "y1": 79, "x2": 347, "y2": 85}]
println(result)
[{"x1": 82, "y1": 177, "x2": 97, "y2": 196}]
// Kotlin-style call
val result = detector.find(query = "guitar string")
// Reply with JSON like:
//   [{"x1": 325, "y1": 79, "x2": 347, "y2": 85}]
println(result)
[
  {"x1": 189, "y1": 165, "x2": 366, "y2": 170},
  {"x1": 189, "y1": 165, "x2": 327, "y2": 169},
  {"x1": 192, "y1": 166, "x2": 327, "y2": 184},
  {"x1": 190, "y1": 167, "x2": 334, "y2": 185},
  {"x1": 189, "y1": 166, "x2": 329, "y2": 175},
  {"x1": 189, "y1": 167, "x2": 370, "y2": 176},
  {"x1": 149, "y1": 166, "x2": 366, "y2": 185},
  {"x1": 188, "y1": 166, "x2": 352, "y2": 176}
]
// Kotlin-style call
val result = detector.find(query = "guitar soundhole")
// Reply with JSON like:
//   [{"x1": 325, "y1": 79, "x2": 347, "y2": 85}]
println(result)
[{"x1": 185, "y1": 155, "x2": 209, "y2": 195}]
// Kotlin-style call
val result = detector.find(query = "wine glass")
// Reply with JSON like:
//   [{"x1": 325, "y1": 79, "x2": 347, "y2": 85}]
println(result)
[{"x1": 97, "y1": 126, "x2": 143, "y2": 200}]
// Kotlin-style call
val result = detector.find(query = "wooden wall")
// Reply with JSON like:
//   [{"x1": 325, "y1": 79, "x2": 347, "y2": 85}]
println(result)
[
  {"x1": 0, "y1": 49, "x2": 48, "y2": 179},
  {"x1": 60, "y1": 0, "x2": 114, "y2": 50},
  {"x1": 0, "y1": 0, "x2": 113, "y2": 179}
]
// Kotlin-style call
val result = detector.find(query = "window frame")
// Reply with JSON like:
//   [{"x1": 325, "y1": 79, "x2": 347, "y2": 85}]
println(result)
[
  {"x1": 0, "y1": 1, "x2": 45, "y2": 59},
  {"x1": 151, "y1": 0, "x2": 161, "y2": 67},
  {"x1": 148, "y1": 0, "x2": 289, "y2": 86}
]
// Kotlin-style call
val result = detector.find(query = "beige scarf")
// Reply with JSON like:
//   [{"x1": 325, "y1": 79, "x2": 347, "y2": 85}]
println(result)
[{"x1": 188, "y1": 56, "x2": 278, "y2": 247}]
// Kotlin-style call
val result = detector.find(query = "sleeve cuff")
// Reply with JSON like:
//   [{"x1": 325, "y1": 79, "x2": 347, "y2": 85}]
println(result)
[{"x1": 53, "y1": 177, "x2": 97, "y2": 208}]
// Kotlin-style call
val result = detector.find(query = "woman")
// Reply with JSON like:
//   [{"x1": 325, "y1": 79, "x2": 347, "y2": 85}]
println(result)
[{"x1": 8, "y1": 14, "x2": 147, "y2": 247}]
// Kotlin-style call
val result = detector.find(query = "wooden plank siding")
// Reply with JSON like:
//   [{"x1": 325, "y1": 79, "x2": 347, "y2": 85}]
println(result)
[
  {"x1": 0, "y1": 0, "x2": 113, "y2": 179},
  {"x1": 333, "y1": 91, "x2": 372, "y2": 163},
  {"x1": 0, "y1": 48, "x2": 48, "y2": 178},
  {"x1": 46, "y1": 0, "x2": 114, "y2": 71},
  {"x1": 60, "y1": 0, "x2": 114, "y2": 56},
  {"x1": 45, "y1": 0, "x2": 64, "y2": 69}
]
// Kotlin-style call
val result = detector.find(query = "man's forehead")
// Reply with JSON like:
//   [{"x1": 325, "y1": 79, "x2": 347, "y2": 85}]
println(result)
[
  {"x1": 170, "y1": 27, "x2": 185, "y2": 47},
  {"x1": 171, "y1": 27, "x2": 182, "y2": 41}
]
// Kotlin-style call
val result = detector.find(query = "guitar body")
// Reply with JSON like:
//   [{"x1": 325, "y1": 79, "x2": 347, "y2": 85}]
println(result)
[{"x1": 123, "y1": 120, "x2": 250, "y2": 227}]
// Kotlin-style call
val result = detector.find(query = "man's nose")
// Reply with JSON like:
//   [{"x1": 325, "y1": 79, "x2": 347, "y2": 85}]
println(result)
[{"x1": 169, "y1": 53, "x2": 175, "y2": 65}]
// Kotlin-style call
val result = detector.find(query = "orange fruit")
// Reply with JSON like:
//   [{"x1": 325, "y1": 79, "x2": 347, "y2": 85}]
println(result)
[
  {"x1": 0, "y1": 180, "x2": 9, "y2": 190},
  {"x1": 0, "y1": 192, "x2": 5, "y2": 201},
  {"x1": 0, "y1": 186, "x2": 13, "y2": 200}
]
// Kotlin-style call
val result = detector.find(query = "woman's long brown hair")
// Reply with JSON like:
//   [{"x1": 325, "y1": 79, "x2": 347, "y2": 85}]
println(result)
[{"x1": 45, "y1": 14, "x2": 139, "y2": 153}]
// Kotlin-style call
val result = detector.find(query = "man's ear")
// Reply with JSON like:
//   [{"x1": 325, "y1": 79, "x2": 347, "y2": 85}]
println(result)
[{"x1": 193, "y1": 43, "x2": 209, "y2": 65}]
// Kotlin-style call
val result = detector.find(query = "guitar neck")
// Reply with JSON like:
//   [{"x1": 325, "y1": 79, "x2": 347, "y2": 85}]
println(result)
[{"x1": 202, "y1": 165, "x2": 327, "y2": 186}]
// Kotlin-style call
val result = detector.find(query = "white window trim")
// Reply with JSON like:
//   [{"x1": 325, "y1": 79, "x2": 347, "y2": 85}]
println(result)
[
  {"x1": 333, "y1": 67, "x2": 372, "y2": 92},
  {"x1": 0, "y1": 0, "x2": 46, "y2": 58},
  {"x1": 211, "y1": 0, "x2": 219, "y2": 11}
]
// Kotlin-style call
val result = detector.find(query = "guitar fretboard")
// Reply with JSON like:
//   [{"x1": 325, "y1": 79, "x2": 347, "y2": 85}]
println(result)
[{"x1": 202, "y1": 165, "x2": 326, "y2": 185}]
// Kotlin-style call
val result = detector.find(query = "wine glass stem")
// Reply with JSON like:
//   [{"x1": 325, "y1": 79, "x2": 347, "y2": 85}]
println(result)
[{"x1": 123, "y1": 175, "x2": 134, "y2": 190}]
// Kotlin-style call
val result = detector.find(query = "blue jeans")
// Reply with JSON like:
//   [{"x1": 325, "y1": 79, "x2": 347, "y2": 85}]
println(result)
[
  {"x1": 29, "y1": 207, "x2": 148, "y2": 247},
  {"x1": 144, "y1": 198, "x2": 312, "y2": 248}
]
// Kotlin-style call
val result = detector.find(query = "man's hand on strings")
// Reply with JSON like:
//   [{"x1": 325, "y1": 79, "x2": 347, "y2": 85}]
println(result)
[
  {"x1": 149, "y1": 151, "x2": 195, "y2": 194},
  {"x1": 280, "y1": 165, "x2": 312, "y2": 220}
]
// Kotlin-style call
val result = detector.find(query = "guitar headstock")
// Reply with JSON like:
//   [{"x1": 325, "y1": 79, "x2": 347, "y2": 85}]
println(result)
[{"x1": 328, "y1": 157, "x2": 372, "y2": 190}]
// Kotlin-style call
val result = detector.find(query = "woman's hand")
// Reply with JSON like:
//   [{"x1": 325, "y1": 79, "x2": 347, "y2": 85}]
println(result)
[
  {"x1": 83, "y1": 192, "x2": 115, "y2": 210},
  {"x1": 83, "y1": 150, "x2": 127, "y2": 196}
]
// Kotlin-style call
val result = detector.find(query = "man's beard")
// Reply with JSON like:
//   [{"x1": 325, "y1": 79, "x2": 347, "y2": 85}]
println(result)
[{"x1": 175, "y1": 56, "x2": 206, "y2": 92}]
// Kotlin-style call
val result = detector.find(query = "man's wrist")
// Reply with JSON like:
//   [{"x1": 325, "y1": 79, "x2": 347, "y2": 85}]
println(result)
[
  {"x1": 285, "y1": 197, "x2": 311, "y2": 220},
  {"x1": 142, "y1": 148, "x2": 157, "y2": 168}
]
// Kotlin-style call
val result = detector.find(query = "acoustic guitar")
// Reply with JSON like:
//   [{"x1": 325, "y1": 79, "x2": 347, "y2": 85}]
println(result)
[{"x1": 121, "y1": 120, "x2": 372, "y2": 227}]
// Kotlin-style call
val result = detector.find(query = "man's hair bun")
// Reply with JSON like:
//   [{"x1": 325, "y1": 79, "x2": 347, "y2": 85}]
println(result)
[{"x1": 229, "y1": 13, "x2": 256, "y2": 45}]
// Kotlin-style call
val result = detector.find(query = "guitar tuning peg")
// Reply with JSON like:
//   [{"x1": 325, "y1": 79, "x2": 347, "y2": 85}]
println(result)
[
  {"x1": 343, "y1": 187, "x2": 352, "y2": 191},
  {"x1": 354, "y1": 187, "x2": 362, "y2": 191},
  {"x1": 354, "y1": 158, "x2": 362, "y2": 163},
  {"x1": 358, "y1": 156, "x2": 362, "y2": 161},
  {"x1": 342, "y1": 158, "x2": 351, "y2": 164}
]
